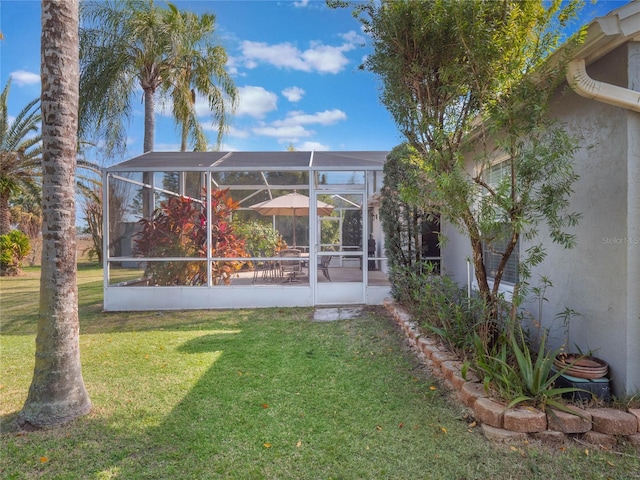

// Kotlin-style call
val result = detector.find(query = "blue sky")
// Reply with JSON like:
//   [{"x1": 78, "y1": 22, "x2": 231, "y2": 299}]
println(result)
[{"x1": 0, "y1": 0, "x2": 630, "y2": 167}]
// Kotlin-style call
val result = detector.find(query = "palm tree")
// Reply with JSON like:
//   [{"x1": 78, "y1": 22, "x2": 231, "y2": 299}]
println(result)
[
  {"x1": 18, "y1": 0, "x2": 91, "y2": 429},
  {"x1": 79, "y1": 0, "x2": 236, "y2": 155},
  {"x1": 0, "y1": 79, "x2": 42, "y2": 235},
  {"x1": 80, "y1": 0, "x2": 166, "y2": 154},
  {"x1": 163, "y1": 5, "x2": 237, "y2": 151}
]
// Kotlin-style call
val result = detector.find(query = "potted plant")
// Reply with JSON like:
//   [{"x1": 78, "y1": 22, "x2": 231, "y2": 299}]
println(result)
[{"x1": 552, "y1": 308, "x2": 609, "y2": 380}]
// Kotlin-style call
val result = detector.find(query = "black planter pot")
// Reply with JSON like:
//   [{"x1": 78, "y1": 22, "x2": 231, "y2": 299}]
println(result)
[{"x1": 553, "y1": 370, "x2": 611, "y2": 402}]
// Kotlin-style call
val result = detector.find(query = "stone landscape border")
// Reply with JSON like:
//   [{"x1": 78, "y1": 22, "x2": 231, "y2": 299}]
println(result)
[{"x1": 383, "y1": 299, "x2": 640, "y2": 449}]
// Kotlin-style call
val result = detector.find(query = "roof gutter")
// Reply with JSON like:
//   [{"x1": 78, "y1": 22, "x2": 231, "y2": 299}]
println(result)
[
  {"x1": 565, "y1": 1, "x2": 640, "y2": 111},
  {"x1": 566, "y1": 58, "x2": 640, "y2": 112}
]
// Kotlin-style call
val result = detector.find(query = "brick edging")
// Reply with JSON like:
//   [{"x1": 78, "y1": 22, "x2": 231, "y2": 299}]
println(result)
[{"x1": 383, "y1": 299, "x2": 640, "y2": 448}]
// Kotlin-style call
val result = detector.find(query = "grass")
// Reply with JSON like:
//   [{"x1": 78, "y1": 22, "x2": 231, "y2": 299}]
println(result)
[{"x1": 1, "y1": 264, "x2": 639, "y2": 479}]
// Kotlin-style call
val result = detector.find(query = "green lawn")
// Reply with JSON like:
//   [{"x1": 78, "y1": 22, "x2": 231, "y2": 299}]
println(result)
[{"x1": 1, "y1": 264, "x2": 639, "y2": 479}]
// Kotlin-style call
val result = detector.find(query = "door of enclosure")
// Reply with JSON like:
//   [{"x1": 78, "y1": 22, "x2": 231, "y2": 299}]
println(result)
[{"x1": 314, "y1": 189, "x2": 365, "y2": 305}]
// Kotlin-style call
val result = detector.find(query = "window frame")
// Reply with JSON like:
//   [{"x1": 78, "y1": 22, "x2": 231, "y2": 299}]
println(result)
[{"x1": 479, "y1": 158, "x2": 520, "y2": 287}]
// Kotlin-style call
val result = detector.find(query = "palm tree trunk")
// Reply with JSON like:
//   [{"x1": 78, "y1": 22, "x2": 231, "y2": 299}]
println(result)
[
  {"x1": 142, "y1": 87, "x2": 155, "y2": 217},
  {"x1": 143, "y1": 87, "x2": 155, "y2": 153},
  {"x1": 0, "y1": 192, "x2": 11, "y2": 235},
  {"x1": 18, "y1": 0, "x2": 91, "y2": 429},
  {"x1": 181, "y1": 123, "x2": 189, "y2": 152}
]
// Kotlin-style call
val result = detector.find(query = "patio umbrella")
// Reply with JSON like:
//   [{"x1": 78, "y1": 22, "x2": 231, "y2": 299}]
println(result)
[{"x1": 249, "y1": 192, "x2": 334, "y2": 247}]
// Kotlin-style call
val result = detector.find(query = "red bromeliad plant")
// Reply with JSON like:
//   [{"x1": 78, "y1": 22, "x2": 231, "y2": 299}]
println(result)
[{"x1": 135, "y1": 189, "x2": 246, "y2": 285}]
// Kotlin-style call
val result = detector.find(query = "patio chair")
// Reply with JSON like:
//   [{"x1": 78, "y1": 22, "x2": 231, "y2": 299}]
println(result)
[
  {"x1": 251, "y1": 250, "x2": 276, "y2": 283},
  {"x1": 318, "y1": 255, "x2": 332, "y2": 281},
  {"x1": 279, "y1": 248, "x2": 302, "y2": 283}
]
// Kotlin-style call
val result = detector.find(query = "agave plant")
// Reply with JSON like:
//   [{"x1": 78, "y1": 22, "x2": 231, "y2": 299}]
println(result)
[
  {"x1": 506, "y1": 329, "x2": 590, "y2": 412},
  {"x1": 473, "y1": 327, "x2": 589, "y2": 414}
]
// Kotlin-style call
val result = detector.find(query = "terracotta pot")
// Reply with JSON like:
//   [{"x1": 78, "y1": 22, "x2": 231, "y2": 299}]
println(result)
[{"x1": 554, "y1": 353, "x2": 608, "y2": 379}]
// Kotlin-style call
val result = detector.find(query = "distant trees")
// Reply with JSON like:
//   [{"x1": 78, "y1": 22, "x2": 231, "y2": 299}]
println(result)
[
  {"x1": 1, "y1": 79, "x2": 99, "y2": 255},
  {"x1": 79, "y1": 0, "x2": 237, "y2": 155}
]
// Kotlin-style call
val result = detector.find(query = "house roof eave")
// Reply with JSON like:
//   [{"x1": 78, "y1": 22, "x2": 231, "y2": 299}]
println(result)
[{"x1": 563, "y1": 0, "x2": 640, "y2": 66}]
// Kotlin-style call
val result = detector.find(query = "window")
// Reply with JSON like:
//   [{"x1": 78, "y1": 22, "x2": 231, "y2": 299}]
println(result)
[
  {"x1": 421, "y1": 215, "x2": 441, "y2": 274},
  {"x1": 482, "y1": 224, "x2": 519, "y2": 284},
  {"x1": 482, "y1": 161, "x2": 519, "y2": 285}
]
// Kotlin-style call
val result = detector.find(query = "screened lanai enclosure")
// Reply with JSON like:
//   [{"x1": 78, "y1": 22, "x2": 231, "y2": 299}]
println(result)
[{"x1": 103, "y1": 151, "x2": 392, "y2": 310}]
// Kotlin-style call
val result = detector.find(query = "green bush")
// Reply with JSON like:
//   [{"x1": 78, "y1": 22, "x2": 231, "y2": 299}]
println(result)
[
  {"x1": 393, "y1": 263, "x2": 487, "y2": 357},
  {"x1": 380, "y1": 146, "x2": 582, "y2": 409},
  {"x1": 418, "y1": 275, "x2": 487, "y2": 358},
  {"x1": 0, "y1": 229, "x2": 31, "y2": 276},
  {"x1": 233, "y1": 219, "x2": 285, "y2": 259},
  {"x1": 380, "y1": 145, "x2": 438, "y2": 291}
]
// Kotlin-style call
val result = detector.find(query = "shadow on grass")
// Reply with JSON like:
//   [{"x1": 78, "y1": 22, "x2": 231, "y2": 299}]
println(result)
[
  {"x1": 3, "y1": 312, "x2": 640, "y2": 479},
  {"x1": 2, "y1": 316, "x2": 349, "y2": 476},
  {"x1": 2, "y1": 321, "x2": 305, "y2": 477},
  {"x1": 1, "y1": 327, "x2": 246, "y2": 476}
]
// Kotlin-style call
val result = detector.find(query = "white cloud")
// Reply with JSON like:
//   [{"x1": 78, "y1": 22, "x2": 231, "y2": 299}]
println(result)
[
  {"x1": 340, "y1": 30, "x2": 365, "y2": 44},
  {"x1": 237, "y1": 85, "x2": 278, "y2": 119},
  {"x1": 10, "y1": 70, "x2": 40, "y2": 86},
  {"x1": 241, "y1": 41, "x2": 311, "y2": 71},
  {"x1": 282, "y1": 86, "x2": 305, "y2": 102},
  {"x1": 247, "y1": 108, "x2": 347, "y2": 143},
  {"x1": 218, "y1": 142, "x2": 238, "y2": 152},
  {"x1": 154, "y1": 142, "x2": 181, "y2": 151},
  {"x1": 273, "y1": 109, "x2": 346, "y2": 127},
  {"x1": 299, "y1": 141, "x2": 330, "y2": 151},
  {"x1": 252, "y1": 124, "x2": 313, "y2": 141},
  {"x1": 225, "y1": 55, "x2": 240, "y2": 76},
  {"x1": 239, "y1": 37, "x2": 356, "y2": 74},
  {"x1": 302, "y1": 43, "x2": 353, "y2": 74},
  {"x1": 220, "y1": 124, "x2": 250, "y2": 139},
  {"x1": 293, "y1": 0, "x2": 311, "y2": 7}
]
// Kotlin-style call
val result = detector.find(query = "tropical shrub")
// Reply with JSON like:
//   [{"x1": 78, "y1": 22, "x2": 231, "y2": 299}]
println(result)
[
  {"x1": 10, "y1": 195, "x2": 42, "y2": 266},
  {"x1": 0, "y1": 229, "x2": 31, "y2": 276},
  {"x1": 233, "y1": 219, "x2": 285, "y2": 260},
  {"x1": 135, "y1": 189, "x2": 246, "y2": 285}
]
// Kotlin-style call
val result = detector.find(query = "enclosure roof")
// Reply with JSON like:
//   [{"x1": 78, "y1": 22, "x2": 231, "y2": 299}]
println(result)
[{"x1": 106, "y1": 151, "x2": 389, "y2": 172}]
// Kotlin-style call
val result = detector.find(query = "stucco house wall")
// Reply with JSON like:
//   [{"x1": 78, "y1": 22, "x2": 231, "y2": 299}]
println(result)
[
  {"x1": 525, "y1": 46, "x2": 631, "y2": 394},
  {"x1": 441, "y1": 22, "x2": 639, "y2": 396}
]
